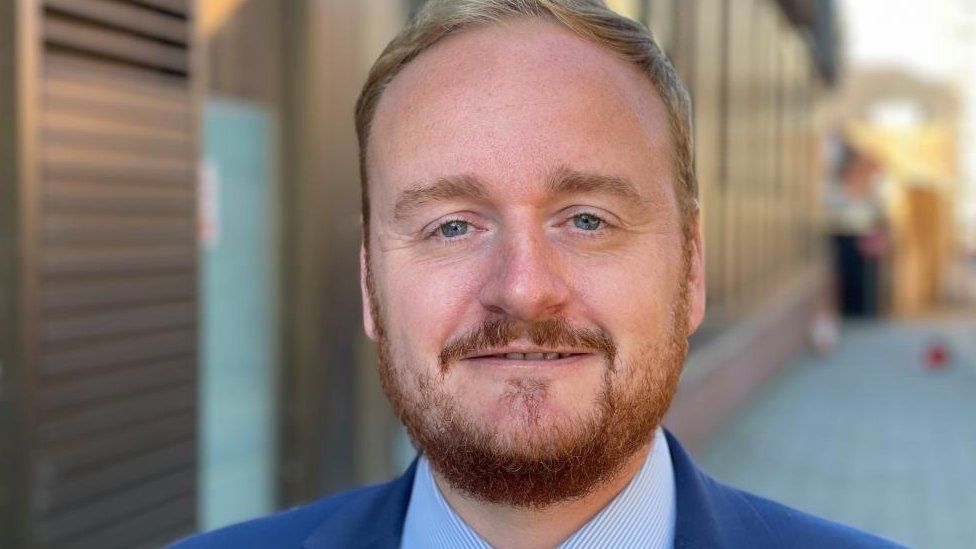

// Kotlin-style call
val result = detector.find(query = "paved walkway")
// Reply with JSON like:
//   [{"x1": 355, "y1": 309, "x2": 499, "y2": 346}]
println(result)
[{"x1": 699, "y1": 315, "x2": 976, "y2": 549}]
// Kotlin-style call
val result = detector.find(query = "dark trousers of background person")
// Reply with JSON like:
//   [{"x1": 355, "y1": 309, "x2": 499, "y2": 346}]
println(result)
[{"x1": 832, "y1": 234, "x2": 881, "y2": 317}]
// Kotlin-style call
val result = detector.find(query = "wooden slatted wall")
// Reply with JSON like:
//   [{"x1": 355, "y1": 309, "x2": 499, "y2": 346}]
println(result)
[{"x1": 14, "y1": 1, "x2": 198, "y2": 547}]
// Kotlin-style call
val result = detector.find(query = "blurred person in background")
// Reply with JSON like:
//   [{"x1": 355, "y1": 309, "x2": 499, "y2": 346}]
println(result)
[
  {"x1": 825, "y1": 139, "x2": 890, "y2": 318},
  {"x1": 173, "y1": 1, "x2": 901, "y2": 547}
]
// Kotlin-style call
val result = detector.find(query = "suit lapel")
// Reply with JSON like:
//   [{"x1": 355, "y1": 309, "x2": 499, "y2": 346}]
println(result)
[
  {"x1": 666, "y1": 430, "x2": 729, "y2": 548},
  {"x1": 303, "y1": 460, "x2": 418, "y2": 549}
]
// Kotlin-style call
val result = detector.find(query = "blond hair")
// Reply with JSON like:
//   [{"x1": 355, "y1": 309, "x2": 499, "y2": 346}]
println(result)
[{"x1": 355, "y1": 0, "x2": 697, "y2": 238}]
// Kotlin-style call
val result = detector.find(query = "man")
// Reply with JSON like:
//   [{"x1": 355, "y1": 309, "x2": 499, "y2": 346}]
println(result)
[{"x1": 176, "y1": 0, "x2": 900, "y2": 547}]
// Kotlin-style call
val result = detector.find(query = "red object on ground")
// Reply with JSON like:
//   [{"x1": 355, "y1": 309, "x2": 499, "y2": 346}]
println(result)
[{"x1": 924, "y1": 340, "x2": 950, "y2": 370}]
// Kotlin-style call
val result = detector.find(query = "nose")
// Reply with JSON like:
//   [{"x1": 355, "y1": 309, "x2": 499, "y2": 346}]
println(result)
[{"x1": 478, "y1": 229, "x2": 571, "y2": 321}]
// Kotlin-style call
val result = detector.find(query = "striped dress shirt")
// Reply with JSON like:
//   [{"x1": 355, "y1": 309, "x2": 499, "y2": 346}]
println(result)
[{"x1": 400, "y1": 428, "x2": 676, "y2": 548}]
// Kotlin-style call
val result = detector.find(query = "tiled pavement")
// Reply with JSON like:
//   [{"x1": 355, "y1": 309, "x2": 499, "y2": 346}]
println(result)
[{"x1": 698, "y1": 315, "x2": 976, "y2": 549}]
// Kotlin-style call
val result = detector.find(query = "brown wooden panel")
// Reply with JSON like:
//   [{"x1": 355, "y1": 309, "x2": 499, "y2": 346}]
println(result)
[
  {"x1": 0, "y1": 0, "x2": 25, "y2": 547},
  {"x1": 693, "y1": 0, "x2": 724, "y2": 308},
  {"x1": 42, "y1": 14, "x2": 188, "y2": 73},
  {"x1": 42, "y1": 246, "x2": 195, "y2": 277},
  {"x1": 44, "y1": 82, "x2": 188, "y2": 122},
  {"x1": 39, "y1": 356, "x2": 193, "y2": 413},
  {"x1": 42, "y1": 274, "x2": 195, "y2": 312},
  {"x1": 41, "y1": 145, "x2": 193, "y2": 176},
  {"x1": 37, "y1": 413, "x2": 193, "y2": 474},
  {"x1": 40, "y1": 328, "x2": 194, "y2": 376},
  {"x1": 42, "y1": 147, "x2": 193, "y2": 185},
  {"x1": 45, "y1": 51, "x2": 188, "y2": 103},
  {"x1": 43, "y1": 214, "x2": 195, "y2": 246},
  {"x1": 137, "y1": 527, "x2": 196, "y2": 549},
  {"x1": 36, "y1": 385, "x2": 194, "y2": 443},
  {"x1": 207, "y1": 0, "x2": 281, "y2": 102},
  {"x1": 42, "y1": 111, "x2": 188, "y2": 145},
  {"x1": 647, "y1": 0, "x2": 675, "y2": 54},
  {"x1": 129, "y1": 0, "x2": 189, "y2": 17},
  {"x1": 36, "y1": 469, "x2": 194, "y2": 545},
  {"x1": 20, "y1": 1, "x2": 199, "y2": 543},
  {"x1": 62, "y1": 495, "x2": 195, "y2": 549},
  {"x1": 43, "y1": 124, "x2": 191, "y2": 159},
  {"x1": 42, "y1": 301, "x2": 195, "y2": 344},
  {"x1": 44, "y1": 0, "x2": 188, "y2": 45},
  {"x1": 38, "y1": 441, "x2": 193, "y2": 513},
  {"x1": 44, "y1": 83, "x2": 189, "y2": 132},
  {"x1": 44, "y1": 179, "x2": 194, "y2": 215}
]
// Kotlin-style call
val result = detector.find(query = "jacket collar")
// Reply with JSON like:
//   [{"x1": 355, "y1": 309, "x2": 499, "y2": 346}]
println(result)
[
  {"x1": 304, "y1": 430, "x2": 733, "y2": 548},
  {"x1": 666, "y1": 430, "x2": 730, "y2": 548},
  {"x1": 303, "y1": 460, "x2": 417, "y2": 549}
]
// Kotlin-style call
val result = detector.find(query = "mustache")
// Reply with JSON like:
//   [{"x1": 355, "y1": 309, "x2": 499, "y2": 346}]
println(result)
[{"x1": 438, "y1": 317, "x2": 617, "y2": 372}]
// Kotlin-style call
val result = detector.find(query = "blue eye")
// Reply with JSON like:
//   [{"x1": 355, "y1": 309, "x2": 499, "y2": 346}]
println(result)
[
  {"x1": 439, "y1": 220, "x2": 469, "y2": 237},
  {"x1": 573, "y1": 213, "x2": 602, "y2": 231}
]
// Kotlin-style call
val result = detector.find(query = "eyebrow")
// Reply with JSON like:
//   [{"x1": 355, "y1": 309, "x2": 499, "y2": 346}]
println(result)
[
  {"x1": 546, "y1": 168, "x2": 650, "y2": 206},
  {"x1": 392, "y1": 168, "x2": 649, "y2": 221},
  {"x1": 394, "y1": 175, "x2": 489, "y2": 221}
]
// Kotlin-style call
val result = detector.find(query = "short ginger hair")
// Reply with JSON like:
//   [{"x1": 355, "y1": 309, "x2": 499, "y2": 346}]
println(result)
[{"x1": 355, "y1": 0, "x2": 697, "y2": 240}]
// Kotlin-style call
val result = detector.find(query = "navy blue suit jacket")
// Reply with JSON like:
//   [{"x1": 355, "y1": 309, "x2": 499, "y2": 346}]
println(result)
[{"x1": 172, "y1": 431, "x2": 902, "y2": 548}]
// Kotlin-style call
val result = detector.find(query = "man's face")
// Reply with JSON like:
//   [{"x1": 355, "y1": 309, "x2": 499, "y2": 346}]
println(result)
[{"x1": 361, "y1": 19, "x2": 705, "y2": 506}]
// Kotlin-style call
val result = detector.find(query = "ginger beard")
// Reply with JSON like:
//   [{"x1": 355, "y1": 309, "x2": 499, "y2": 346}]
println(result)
[{"x1": 365, "y1": 240, "x2": 692, "y2": 508}]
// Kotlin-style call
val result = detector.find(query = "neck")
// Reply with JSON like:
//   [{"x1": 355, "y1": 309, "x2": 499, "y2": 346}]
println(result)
[{"x1": 432, "y1": 440, "x2": 654, "y2": 549}]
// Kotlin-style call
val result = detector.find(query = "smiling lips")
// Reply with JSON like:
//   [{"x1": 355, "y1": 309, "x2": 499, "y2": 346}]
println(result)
[{"x1": 467, "y1": 352, "x2": 586, "y2": 361}]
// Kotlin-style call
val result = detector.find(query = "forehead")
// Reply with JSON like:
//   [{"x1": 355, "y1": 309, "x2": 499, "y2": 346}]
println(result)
[{"x1": 368, "y1": 17, "x2": 674, "y2": 207}]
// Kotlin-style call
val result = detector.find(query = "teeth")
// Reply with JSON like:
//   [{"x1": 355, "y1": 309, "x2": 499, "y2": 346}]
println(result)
[{"x1": 495, "y1": 352, "x2": 571, "y2": 360}]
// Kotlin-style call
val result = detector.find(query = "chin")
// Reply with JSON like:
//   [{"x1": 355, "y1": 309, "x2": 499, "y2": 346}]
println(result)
[{"x1": 478, "y1": 389, "x2": 596, "y2": 447}]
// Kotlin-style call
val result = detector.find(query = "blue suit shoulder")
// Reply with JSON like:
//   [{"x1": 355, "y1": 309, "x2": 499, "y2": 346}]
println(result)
[
  {"x1": 167, "y1": 465, "x2": 415, "y2": 549},
  {"x1": 682, "y1": 467, "x2": 905, "y2": 548},
  {"x1": 731, "y1": 483, "x2": 905, "y2": 548},
  {"x1": 665, "y1": 431, "x2": 905, "y2": 548},
  {"x1": 167, "y1": 491, "x2": 342, "y2": 548}
]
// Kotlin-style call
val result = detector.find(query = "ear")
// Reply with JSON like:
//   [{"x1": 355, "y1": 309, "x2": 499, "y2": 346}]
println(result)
[
  {"x1": 685, "y1": 210, "x2": 707, "y2": 335},
  {"x1": 360, "y1": 242, "x2": 378, "y2": 341}
]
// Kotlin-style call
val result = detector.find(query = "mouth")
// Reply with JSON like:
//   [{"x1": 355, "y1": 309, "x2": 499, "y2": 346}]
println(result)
[
  {"x1": 461, "y1": 349, "x2": 593, "y2": 363},
  {"x1": 475, "y1": 352, "x2": 578, "y2": 360}
]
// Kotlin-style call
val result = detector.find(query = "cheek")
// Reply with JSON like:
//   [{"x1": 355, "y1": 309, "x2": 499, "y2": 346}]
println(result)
[
  {"x1": 575, "y1": 254, "x2": 675, "y2": 323},
  {"x1": 572, "y1": 247, "x2": 682, "y2": 366},
  {"x1": 379, "y1": 254, "x2": 486, "y2": 357}
]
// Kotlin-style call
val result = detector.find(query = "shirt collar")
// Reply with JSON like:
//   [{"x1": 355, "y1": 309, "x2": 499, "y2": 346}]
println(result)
[{"x1": 400, "y1": 428, "x2": 676, "y2": 548}]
